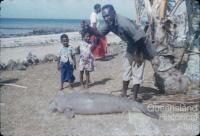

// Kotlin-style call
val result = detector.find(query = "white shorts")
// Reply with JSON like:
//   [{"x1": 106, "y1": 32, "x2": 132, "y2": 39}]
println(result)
[{"x1": 122, "y1": 53, "x2": 145, "y2": 85}]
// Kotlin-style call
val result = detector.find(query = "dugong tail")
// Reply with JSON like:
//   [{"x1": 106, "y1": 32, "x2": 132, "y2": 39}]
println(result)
[{"x1": 128, "y1": 101, "x2": 159, "y2": 119}]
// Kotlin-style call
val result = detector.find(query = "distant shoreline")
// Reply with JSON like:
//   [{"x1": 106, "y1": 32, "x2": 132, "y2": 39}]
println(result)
[
  {"x1": 0, "y1": 18, "x2": 85, "y2": 38},
  {"x1": 0, "y1": 28, "x2": 80, "y2": 38}
]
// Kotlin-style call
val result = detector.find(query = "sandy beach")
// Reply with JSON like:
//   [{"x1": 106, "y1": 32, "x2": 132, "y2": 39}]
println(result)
[
  {"x1": 1, "y1": 0, "x2": 200, "y2": 135},
  {"x1": 0, "y1": 32, "x2": 199, "y2": 136}
]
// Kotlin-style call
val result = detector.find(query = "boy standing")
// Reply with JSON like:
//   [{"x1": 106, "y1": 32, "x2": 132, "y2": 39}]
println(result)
[{"x1": 57, "y1": 34, "x2": 76, "y2": 90}]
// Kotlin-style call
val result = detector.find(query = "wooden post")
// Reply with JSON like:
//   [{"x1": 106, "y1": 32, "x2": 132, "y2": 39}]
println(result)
[{"x1": 159, "y1": 0, "x2": 168, "y2": 19}]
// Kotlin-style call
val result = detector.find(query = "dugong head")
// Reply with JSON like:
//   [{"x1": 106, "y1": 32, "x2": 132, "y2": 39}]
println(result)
[
  {"x1": 48, "y1": 93, "x2": 75, "y2": 118},
  {"x1": 48, "y1": 91, "x2": 66, "y2": 113}
]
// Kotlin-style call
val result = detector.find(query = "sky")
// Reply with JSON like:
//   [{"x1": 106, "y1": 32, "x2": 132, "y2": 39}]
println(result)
[{"x1": 0, "y1": 0, "x2": 136, "y2": 19}]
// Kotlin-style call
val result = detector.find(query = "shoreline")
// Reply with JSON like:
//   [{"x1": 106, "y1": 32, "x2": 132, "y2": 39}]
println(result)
[{"x1": 0, "y1": 28, "x2": 80, "y2": 38}]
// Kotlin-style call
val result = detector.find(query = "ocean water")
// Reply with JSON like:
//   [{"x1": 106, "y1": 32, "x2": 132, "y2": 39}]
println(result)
[{"x1": 0, "y1": 18, "x2": 83, "y2": 37}]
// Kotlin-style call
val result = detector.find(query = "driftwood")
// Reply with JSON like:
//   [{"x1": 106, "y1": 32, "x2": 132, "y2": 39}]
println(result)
[
  {"x1": 135, "y1": 0, "x2": 200, "y2": 94},
  {"x1": 0, "y1": 83, "x2": 27, "y2": 89},
  {"x1": 159, "y1": 0, "x2": 167, "y2": 19}
]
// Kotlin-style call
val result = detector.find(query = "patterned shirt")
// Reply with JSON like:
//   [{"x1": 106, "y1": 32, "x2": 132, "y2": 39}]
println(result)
[
  {"x1": 79, "y1": 43, "x2": 93, "y2": 61},
  {"x1": 79, "y1": 42, "x2": 94, "y2": 71}
]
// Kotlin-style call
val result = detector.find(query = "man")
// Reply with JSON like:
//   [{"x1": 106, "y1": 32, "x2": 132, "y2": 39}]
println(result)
[
  {"x1": 92, "y1": 5, "x2": 156, "y2": 100},
  {"x1": 90, "y1": 4, "x2": 101, "y2": 29}
]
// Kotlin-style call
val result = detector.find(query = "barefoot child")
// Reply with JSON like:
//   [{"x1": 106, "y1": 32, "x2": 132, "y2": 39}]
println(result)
[
  {"x1": 78, "y1": 33, "x2": 94, "y2": 88},
  {"x1": 57, "y1": 34, "x2": 76, "y2": 90}
]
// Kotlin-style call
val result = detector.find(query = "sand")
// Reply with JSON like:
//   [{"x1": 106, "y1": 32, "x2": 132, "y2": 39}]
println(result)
[{"x1": 0, "y1": 32, "x2": 199, "y2": 136}]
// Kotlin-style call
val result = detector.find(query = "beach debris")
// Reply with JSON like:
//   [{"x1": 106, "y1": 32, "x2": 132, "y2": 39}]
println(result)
[
  {"x1": 5, "y1": 60, "x2": 27, "y2": 71},
  {"x1": 6, "y1": 59, "x2": 17, "y2": 70},
  {"x1": 184, "y1": 49, "x2": 200, "y2": 89},
  {"x1": 154, "y1": 68, "x2": 190, "y2": 95},
  {"x1": 0, "y1": 83, "x2": 27, "y2": 89},
  {"x1": 157, "y1": 56, "x2": 175, "y2": 72},
  {"x1": 15, "y1": 63, "x2": 27, "y2": 70},
  {"x1": 0, "y1": 63, "x2": 7, "y2": 70},
  {"x1": 43, "y1": 54, "x2": 58, "y2": 62},
  {"x1": 26, "y1": 52, "x2": 40, "y2": 65},
  {"x1": 2, "y1": 53, "x2": 59, "y2": 71},
  {"x1": 183, "y1": 0, "x2": 200, "y2": 90},
  {"x1": 135, "y1": 0, "x2": 200, "y2": 94},
  {"x1": 21, "y1": 60, "x2": 29, "y2": 67}
]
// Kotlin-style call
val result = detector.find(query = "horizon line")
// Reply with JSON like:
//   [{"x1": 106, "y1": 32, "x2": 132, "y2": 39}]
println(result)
[{"x1": 0, "y1": 17, "x2": 89, "y2": 20}]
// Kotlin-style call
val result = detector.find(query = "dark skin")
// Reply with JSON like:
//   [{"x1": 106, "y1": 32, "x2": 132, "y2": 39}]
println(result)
[
  {"x1": 58, "y1": 36, "x2": 76, "y2": 90},
  {"x1": 57, "y1": 37, "x2": 69, "y2": 71},
  {"x1": 101, "y1": 8, "x2": 116, "y2": 26},
  {"x1": 80, "y1": 71, "x2": 90, "y2": 88},
  {"x1": 102, "y1": 7, "x2": 143, "y2": 66},
  {"x1": 79, "y1": 34, "x2": 92, "y2": 88},
  {"x1": 101, "y1": 6, "x2": 143, "y2": 99},
  {"x1": 81, "y1": 6, "x2": 145, "y2": 98}
]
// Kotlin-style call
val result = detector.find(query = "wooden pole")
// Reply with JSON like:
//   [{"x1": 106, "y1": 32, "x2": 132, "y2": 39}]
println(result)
[{"x1": 159, "y1": 0, "x2": 168, "y2": 19}]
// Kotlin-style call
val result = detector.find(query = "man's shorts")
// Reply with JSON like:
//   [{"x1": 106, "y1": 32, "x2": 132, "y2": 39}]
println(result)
[{"x1": 122, "y1": 52, "x2": 145, "y2": 85}]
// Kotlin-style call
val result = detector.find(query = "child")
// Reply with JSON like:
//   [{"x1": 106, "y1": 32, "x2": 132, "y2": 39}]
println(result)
[
  {"x1": 80, "y1": 20, "x2": 107, "y2": 59},
  {"x1": 78, "y1": 33, "x2": 94, "y2": 88},
  {"x1": 57, "y1": 34, "x2": 76, "y2": 90}
]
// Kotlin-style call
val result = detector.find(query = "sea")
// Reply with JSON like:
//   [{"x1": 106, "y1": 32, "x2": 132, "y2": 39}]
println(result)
[{"x1": 0, "y1": 18, "x2": 83, "y2": 37}]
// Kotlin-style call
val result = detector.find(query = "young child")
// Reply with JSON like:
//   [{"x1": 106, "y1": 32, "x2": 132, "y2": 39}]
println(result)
[
  {"x1": 78, "y1": 33, "x2": 94, "y2": 88},
  {"x1": 57, "y1": 34, "x2": 76, "y2": 90}
]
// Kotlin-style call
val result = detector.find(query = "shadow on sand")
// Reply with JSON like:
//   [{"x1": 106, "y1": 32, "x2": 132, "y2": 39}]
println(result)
[
  {"x1": 110, "y1": 86, "x2": 160, "y2": 102},
  {"x1": 90, "y1": 78, "x2": 113, "y2": 87},
  {"x1": 95, "y1": 53, "x2": 118, "y2": 61},
  {"x1": 63, "y1": 78, "x2": 113, "y2": 89},
  {"x1": 139, "y1": 87, "x2": 160, "y2": 101}
]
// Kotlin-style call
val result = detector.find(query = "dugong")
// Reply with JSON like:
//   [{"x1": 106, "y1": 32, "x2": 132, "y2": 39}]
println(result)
[{"x1": 49, "y1": 92, "x2": 159, "y2": 119}]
